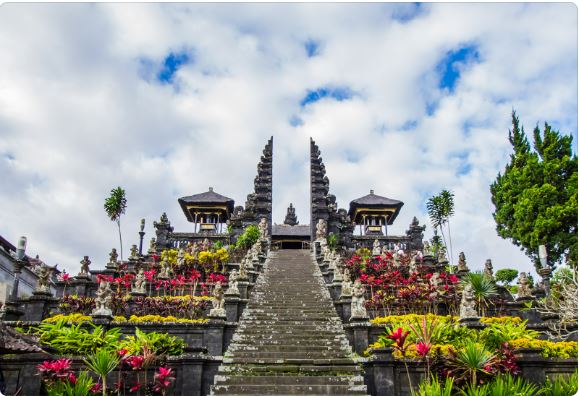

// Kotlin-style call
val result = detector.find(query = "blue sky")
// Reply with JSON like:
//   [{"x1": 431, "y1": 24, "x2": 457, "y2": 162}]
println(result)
[{"x1": 0, "y1": 3, "x2": 576, "y2": 275}]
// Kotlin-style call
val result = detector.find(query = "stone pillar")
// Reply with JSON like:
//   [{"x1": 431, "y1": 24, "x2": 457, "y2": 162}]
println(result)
[
  {"x1": 349, "y1": 318, "x2": 370, "y2": 355},
  {"x1": 237, "y1": 281, "x2": 249, "y2": 300},
  {"x1": 205, "y1": 319, "x2": 226, "y2": 355},
  {"x1": 339, "y1": 296, "x2": 352, "y2": 322},
  {"x1": 72, "y1": 277, "x2": 92, "y2": 297},
  {"x1": 365, "y1": 348, "x2": 397, "y2": 396},
  {"x1": 25, "y1": 294, "x2": 58, "y2": 321},
  {"x1": 225, "y1": 296, "x2": 240, "y2": 322}
]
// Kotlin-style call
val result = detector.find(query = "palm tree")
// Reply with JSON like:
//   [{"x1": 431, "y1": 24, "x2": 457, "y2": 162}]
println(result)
[
  {"x1": 104, "y1": 187, "x2": 127, "y2": 261},
  {"x1": 426, "y1": 190, "x2": 455, "y2": 264}
]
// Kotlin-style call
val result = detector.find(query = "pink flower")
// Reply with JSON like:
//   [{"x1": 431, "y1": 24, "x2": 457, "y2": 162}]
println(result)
[
  {"x1": 58, "y1": 273, "x2": 71, "y2": 282},
  {"x1": 449, "y1": 274, "x2": 459, "y2": 283},
  {"x1": 416, "y1": 342, "x2": 431, "y2": 358},
  {"x1": 153, "y1": 366, "x2": 175, "y2": 391},
  {"x1": 90, "y1": 383, "x2": 101, "y2": 394},
  {"x1": 118, "y1": 348, "x2": 129, "y2": 357},
  {"x1": 126, "y1": 355, "x2": 144, "y2": 370},
  {"x1": 387, "y1": 328, "x2": 410, "y2": 350}
]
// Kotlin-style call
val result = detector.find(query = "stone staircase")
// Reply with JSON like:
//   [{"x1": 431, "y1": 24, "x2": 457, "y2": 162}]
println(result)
[{"x1": 211, "y1": 249, "x2": 367, "y2": 395}]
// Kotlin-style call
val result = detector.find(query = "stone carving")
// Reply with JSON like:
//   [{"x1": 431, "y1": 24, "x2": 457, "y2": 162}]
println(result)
[
  {"x1": 153, "y1": 212, "x2": 174, "y2": 250},
  {"x1": 106, "y1": 248, "x2": 119, "y2": 270},
  {"x1": 177, "y1": 248, "x2": 186, "y2": 267},
  {"x1": 517, "y1": 272, "x2": 532, "y2": 299},
  {"x1": 129, "y1": 244, "x2": 139, "y2": 259},
  {"x1": 133, "y1": 268, "x2": 146, "y2": 294},
  {"x1": 251, "y1": 244, "x2": 260, "y2": 263},
  {"x1": 483, "y1": 259, "x2": 494, "y2": 280},
  {"x1": 437, "y1": 248, "x2": 448, "y2": 263},
  {"x1": 430, "y1": 272, "x2": 441, "y2": 288},
  {"x1": 190, "y1": 242, "x2": 199, "y2": 258},
  {"x1": 239, "y1": 259, "x2": 248, "y2": 280},
  {"x1": 340, "y1": 268, "x2": 352, "y2": 298},
  {"x1": 372, "y1": 239, "x2": 381, "y2": 256},
  {"x1": 92, "y1": 281, "x2": 113, "y2": 317},
  {"x1": 350, "y1": 280, "x2": 368, "y2": 319},
  {"x1": 209, "y1": 281, "x2": 226, "y2": 317},
  {"x1": 284, "y1": 203, "x2": 299, "y2": 226},
  {"x1": 158, "y1": 258, "x2": 170, "y2": 279},
  {"x1": 78, "y1": 256, "x2": 91, "y2": 278},
  {"x1": 422, "y1": 240, "x2": 432, "y2": 256},
  {"x1": 226, "y1": 270, "x2": 240, "y2": 295},
  {"x1": 147, "y1": 238, "x2": 157, "y2": 255},
  {"x1": 459, "y1": 283, "x2": 479, "y2": 319},
  {"x1": 35, "y1": 263, "x2": 55, "y2": 294},
  {"x1": 409, "y1": 253, "x2": 419, "y2": 273},
  {"x1": 201, "y1": 238, "x2": 210, "y2": 251},
  {"x1": 315, "y1": 219, "x2": 327, "y2": 241},
  {"x1": 258, "y1": 218, "x2": 269, "y2": 240},
  {"x1": 333, "y1": 255, "x2": 343, "y2": 282},
  {"x1": 457, "y1": 252, "x2": 468, "y2": 272}
]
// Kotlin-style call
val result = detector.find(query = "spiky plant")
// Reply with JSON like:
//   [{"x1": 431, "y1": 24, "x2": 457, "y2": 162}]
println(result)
[
  {"x1": 464, "y1": 272, "x2": 498, "y2": 316},
  {"x1": 83, "y1": 349, "x2": 120, "y2": 396}
]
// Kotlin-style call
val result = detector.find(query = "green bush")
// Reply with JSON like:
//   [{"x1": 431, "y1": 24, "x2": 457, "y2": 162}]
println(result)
[
  {"x1": 236, "y1": 225, "x2": 260, "y2": 249},
  {"x1": 119, "y1": 327, "x2": 184, "y2": 356},
  {"x1": 542, "y1": 370, "x2": 578, "y2": 396}
]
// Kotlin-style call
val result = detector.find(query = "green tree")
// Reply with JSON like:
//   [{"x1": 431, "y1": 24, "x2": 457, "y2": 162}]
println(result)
[
  {"x1": 104, "y1": 187, "x2": 127, "y2": 261},
  {"x1": 495, "y1": 269, "x2": 519, "y2": 285},
  {"x1": 490, "y1": 112, "x2": 577, "y2": 270},
  {"x1": 427, "y1": 190, "x2": 455, "y2": 264}
]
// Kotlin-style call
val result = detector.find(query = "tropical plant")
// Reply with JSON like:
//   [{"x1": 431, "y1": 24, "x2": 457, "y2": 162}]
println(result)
[
  {"x1": 479, "y1": 320, "x2": 539, "y2": 349},
  {"x1": 411, "y1": 375, "x2": 454, "y2": 396},
  {"x1": 427, "y1": 189, "x2": 455, "y2": 264},
  {"x1": 448, "y1": 341, "x2": 496, "y2": 386},
  {"x1": 541, "y1": 370, "x2": 578, "y2": 396},
  {"x1": 104, "y1": 186, "x2": 128, "y2": 261},
  {"x1": 494, "y1": 269, "x2": 519, "y2": 285},
  {"x1": 119, "y1": 327, "x2": 184, "y2": 357},
  {"x1": 490, "y1": 112, "x2": 578, "y2": 269},
  {"x1": 327, "y1": 233, "x2": 338, "y2": 250},
  {"x1": 47, "y1": 371, "x2": 95, "y2": 396},
  {"x1": 459, "y1": 374, "x2": 539, "y2": 396},
  {"x1": 83, "y1": 349, "x2": 120, "y2": 396},
  {"x1": 464, "y1": 272, "x2": 498, "y2": 316},
  {"x1": 236, "y1": 225, "x2": 260, "y2": 249}
]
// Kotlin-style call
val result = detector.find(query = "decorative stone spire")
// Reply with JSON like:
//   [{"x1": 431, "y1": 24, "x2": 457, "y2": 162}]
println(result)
[{"x1": 284, "y1": 203, "x2": 299, "y2": 226}]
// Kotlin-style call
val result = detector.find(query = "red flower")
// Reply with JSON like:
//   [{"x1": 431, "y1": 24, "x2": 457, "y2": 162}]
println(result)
[
  {"x1": 416, "y1": 341, "x2": 431, "y2": 358},
  {"x1": 387, "y1": 327, "x2": 410, "y2": 350},
  {"x1": 449, "y1": 274, "x2": 459, "y2": 283},
  {"x1": 58, "y1": 273, "x2": 71, "y2": 282},
  {"x1": 153, "y1": 366, "x2": 175, "y2": 391},
  {"x1": 90, "y1": 383, "x2": 102, "y2": 394},
  {"x1": 118, "y1": 348, "x2": 129, "y2": 357},
  {"x1": 129, "y1": 383, "x2": 142, "y2": 392},
  {"x1": 126, "y1": 355, "x2": 144, "y2": 370}
]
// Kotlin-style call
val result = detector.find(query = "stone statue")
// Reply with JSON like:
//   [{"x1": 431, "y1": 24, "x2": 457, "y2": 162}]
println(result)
[
  {"x1": 201, "y1": 238, "x2": 210, "y2": 251},
  {"x1": 333, "y1": 255, "x2": 343, "y2": 282},
  {"x1": 147, "y1": 238, "x2": 157, "y2": 255},
  {"x1": 459, "y1": 283, "x2": 479, "y2": 319},
  {"x1": 177, "y1": 248, "x2": 186, "y2": 267},
  {"x1": 35, "y1": 263, "x2": 54, "y2": 294},
  {"x1": 191, "y1": 242, "x2": 199, "y2": 258},
  {"x1": 372, "y1": 239, "x2": 381, "y2": 256},
  {"x1": 392, "y1": 251, "x2": 401, "y2": 268},
  {"x1": 133, "y1": 268, "x2": 146, "y2": 294},
  {"x1": 209, "y1": 281, "x2": 226, "y2": 317},
  {"x1": 430, "y1": 272, "x2": 441, "y2": 288},
  {"x1": 409, "y1": 254, "x2": 418, "y2": 273},
  {"x1": 251, "y1": 244, "x2": 260, "y2": 263},
  {"x1": 226, "y1": 270, "x2": 240, "y2": 295},
  {"x1": 239, "y1": 258, "x2": 248, "y2": 280},
  {"x1": 258, "y1": 218, "x2": 269, "y2": 240},
  {"x1": 457, "y1": 252, "x2": 468, "y2": 272},
  {"x1": 341, "y1": 268, "x2": 352, "y2": 298},
  {"x1": 517, "y1": 272, "x2": 532, "y2": 299},
  {"x1": 106, "y1": 248, "x2": 119, "y2": 270},
  {"x1": 350, "y1": 280, "x2": 368, "y2": 319},
  {"x1": 158, "y1": 259, "x2": 170, "y2": 279},
  {"x1": 92, "y1": 281, "x2": 113, "y2": 317},
  {"x1": 244, "y1": 254, "x2": 254, "y2": 270},
  {"x1": 78, "y1": 256, "x2": 91, "y2": 277},
  {"x1": 437, "y1": 248, "x2": 447, "y2": 263},
  {"x1": 483, "y1": 259, "x2": 494, "y2": 280},
  {"x1": 315, "y1": 219, "x2": 327, "y2": 241},
  {"x1": 129, "y1": 244, "x2": 139, "y2": 259},
  {"x1": 422, "y1": 240, "x2": 432, "y2": 257}
]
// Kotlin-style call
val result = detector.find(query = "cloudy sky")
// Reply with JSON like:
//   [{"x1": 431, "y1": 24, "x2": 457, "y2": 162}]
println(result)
[{"x1": 0, "y1": 3, "x2": 576, "y2": 275}]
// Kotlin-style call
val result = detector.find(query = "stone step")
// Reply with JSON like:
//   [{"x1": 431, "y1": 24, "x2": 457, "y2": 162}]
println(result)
[
  {"x1": 213, "y1": 375, "x2": 365, "y2": 386},
  {"x1": 218, "y1": 364, "x2": 363, "y2": 376},
  {"x1": 227, "y1": 344, "x2": 340, "y2": 352},
  {"x1": 223, "y1": 357, "x2": 356, "y2": 365},
  {"x1": 211, "y1": 384, "x2": 368, "y2": 395},
  {"x1": 225, "y1": 351, "x2": 350, "y2": 359}
]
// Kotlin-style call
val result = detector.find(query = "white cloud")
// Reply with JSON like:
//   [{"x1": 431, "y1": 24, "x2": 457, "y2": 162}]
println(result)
[{"x1": 0, "y1": 3, "x2": 575, "y2": 276}]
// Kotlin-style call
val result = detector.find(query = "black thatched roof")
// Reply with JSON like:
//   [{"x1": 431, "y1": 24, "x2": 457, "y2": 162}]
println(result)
[
  {"x1": 348, "y1": 190, "x2": 404, "y2": 224},
  {"x1": 0, "y1": 322, "x2": 44, "y2": 354},
  {"x1": 272, "y1": 224, "x2": 310, "y2": 237},
  {"x1": 178, "y1": 188, "x2": 235, "y2": 222}
]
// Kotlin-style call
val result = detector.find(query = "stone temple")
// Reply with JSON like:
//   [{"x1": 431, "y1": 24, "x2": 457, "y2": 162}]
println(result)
[{"x1": 0, "y1": 137, "x2": 575, "y2": 396}]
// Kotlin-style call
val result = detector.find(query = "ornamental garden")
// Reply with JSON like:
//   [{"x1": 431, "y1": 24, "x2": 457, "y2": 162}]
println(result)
[{"x1": 0, "y1": 120, "x2": 576, "y2": 396}]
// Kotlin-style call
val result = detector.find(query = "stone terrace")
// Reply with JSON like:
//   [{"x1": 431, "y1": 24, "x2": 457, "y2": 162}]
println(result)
[{"x1": 211, "y1": 250, "x2": 367, "y2": 395}]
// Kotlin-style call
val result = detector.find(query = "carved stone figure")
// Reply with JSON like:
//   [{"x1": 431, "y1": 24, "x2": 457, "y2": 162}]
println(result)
[
  {"x1": 177, "y1": 248, "x2": 186, "y2": 267},
  {"x1": 430, "y1": 272, "x2": 441, "y2": 288},
  {"x1": 457, "y1": 252, "x2": 469, "y2": 272},
  {"x1": 106, "y1": 248, "x2": 119, "y2": 270},
  {"x1": 133, "y1": 268, "x2": 146, "y2": 294},
  {"x1": 201, "y1": 238, "x2": 210, "y2": 251},
  {"x1": 392, "y1": 251, "x2": 401, "y2": 268},
  {"x1": 409, "y1": 253, "x2": 418, "y2": 273},
  {"x1": 350, "y1": 280, "x2": 368, "y2": 319},
  {"x1": 78, "y1": 256, "x2": 91, "y2": 278},
  {"x1": 92, "y1": 281, "x2": 113, "y2": 317},
  {"x1": 244, "y1": 254, "x2": 254, "y2": 270},
  {"x1": 147, "y1": 238, "x2": 157, "y2": 255},
  {"x1": 315, "y1": 219, "x2": 327, "y2": 241},
  {"x1": 129, "y1": 244, "x2": 139, "y2": 259},
  {"x1": 422, "y1": 240, "x2": 432, "y2": 257},
  {"x1": 333, "y1": 255, "x2": 343, "y2": 282},
  {"x1": 239, "y1": 259, "x2": 248, "y2": 280},
  {"x1": 517, "y1": 272, "x2": 532, "y2": 299},
  {"x1": 190, "y1": 242, "x2": 199, "y2": 258},
  {"x1": 35, "y1": 263, "x2": 54, "y2": 294},
  {"x1": 483, "y1": 259, "x2": 494, "y2": 280},
  {"x1": 341, "y1": 268, "x2": 352, "y2": 298},
  {"x1": 226, "y1": 270, "x2": 240, "y2": 295},
  {"x1": 158, "y1": 259, "x2": 170, "y2": 279},
  {"x1": 459, "y1": 283, "x2": 479, "y2": 319},
  {"x1": 209, "y1": 281, "x2": 226, "y2": 317},
  {"x1": 372, "y1": 239, "x2": 381, "y2": 256},
  {"x1": 437, "y1": 248, "x2": 448, "y2": 263},
  {"x1": 251, "y1": 244, "x2": 260, "y2": 263},
  {"x1": 258, "y1": 218, "x2": 269, "y2": 240}
]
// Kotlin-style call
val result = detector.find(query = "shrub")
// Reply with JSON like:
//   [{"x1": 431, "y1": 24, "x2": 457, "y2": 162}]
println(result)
[
  {"x1": 236, "y1": 225, "x2": 260, "y2": 249},
  {"x1": 541, "y1": 370, "x2": 578, "y2": 396},
  {"x1": 411, "y1": 375, "x2": 454, "y2": 396},
  {"x1": 119, "y1": 328, "x2": 184, "y2": 357},
  {"x1": 508, "y1": 339, "x2": 578, "y2": 359}
]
